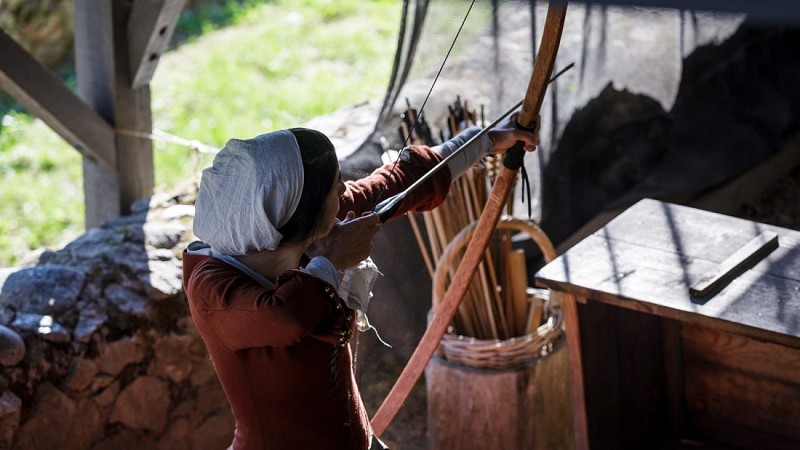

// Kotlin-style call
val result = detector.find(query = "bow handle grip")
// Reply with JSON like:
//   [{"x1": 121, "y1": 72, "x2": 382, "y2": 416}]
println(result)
[
  {"x1": 502, "y1": 141, "x2": 527, "y2": 171},
  {"x1": 501, "y1": 120, "x2": 537, "y2": 171}
]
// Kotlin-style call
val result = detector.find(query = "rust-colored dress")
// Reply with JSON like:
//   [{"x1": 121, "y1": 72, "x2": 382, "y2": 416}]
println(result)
[{"x1": 183, "y1": 147, "x2": 451, "y2": 449}]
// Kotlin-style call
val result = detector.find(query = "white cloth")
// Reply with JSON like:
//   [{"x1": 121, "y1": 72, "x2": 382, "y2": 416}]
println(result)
[
  {"x1": 300, "y1": 256, "x2": 340, "y2": 290},
  {"x1": 193, "y1": 130, "x2": 304, "y2": 255},
  {"x1": 338, "y1": 257, "x2": 387, "y2": 346}
]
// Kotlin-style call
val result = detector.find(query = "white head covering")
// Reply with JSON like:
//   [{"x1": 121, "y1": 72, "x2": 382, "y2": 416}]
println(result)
[{"x1": 193, "y1": 130, "x2": 304, "y2": 255}]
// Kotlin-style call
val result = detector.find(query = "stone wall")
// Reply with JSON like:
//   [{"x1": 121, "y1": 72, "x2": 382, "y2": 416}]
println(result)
[{"x1": 0, "y1": 182, "x2": 234, "y2": 450}]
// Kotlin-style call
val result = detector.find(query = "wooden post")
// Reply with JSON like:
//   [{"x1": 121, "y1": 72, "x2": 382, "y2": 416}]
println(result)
[
  {"x1": 74, "y1": 0, "x2": 154, "y2": 228},
  {"x1": 562, "y1": 294, "x2": 590, "y2": 450}
]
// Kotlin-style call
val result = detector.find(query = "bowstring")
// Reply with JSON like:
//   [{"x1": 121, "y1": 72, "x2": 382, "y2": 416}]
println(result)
[{"x1": 372, "y1": 0, "x2": 477, "y2": 212}]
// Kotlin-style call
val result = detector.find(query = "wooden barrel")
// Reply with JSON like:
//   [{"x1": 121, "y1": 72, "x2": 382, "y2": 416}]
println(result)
[{"x1": 425, "y1": 337, "x2": 574, "y2": 450}]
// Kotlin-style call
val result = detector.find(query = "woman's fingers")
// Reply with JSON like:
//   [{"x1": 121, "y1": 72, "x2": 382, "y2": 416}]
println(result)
[
  {"x1": 489, "y1": 112, "x2": 541, "y2": 154},
  {"x1": 322, "y1": 211, "x2": 382, "y2": 269}
]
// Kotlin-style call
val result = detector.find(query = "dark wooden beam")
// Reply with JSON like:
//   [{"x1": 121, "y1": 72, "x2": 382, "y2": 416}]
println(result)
[
  {"x1": 127, "y1": 0, "x2": 187, "y2": 89},
  {"x1": 75, "y1": 0, "x2": 154, "y2": 227},
  {"x1": 114, "y1": 0, "x2": 155, "y2": 218},
  {"x1": 0, "y1": 30, "x2": 116, "y2": 170},
  {"x1": 75, "y1": 0, "x2": 121, "y2": 226}
]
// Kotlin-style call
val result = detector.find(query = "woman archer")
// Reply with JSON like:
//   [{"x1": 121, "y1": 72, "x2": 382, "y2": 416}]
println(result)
[{"x1": 182, "y1": 116, "x2": 538, "y2": 449}]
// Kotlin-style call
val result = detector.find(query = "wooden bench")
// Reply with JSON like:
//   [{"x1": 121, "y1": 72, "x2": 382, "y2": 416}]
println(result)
[{"x1": 535, "y1": 198, "x2": 800, "y2": 449}]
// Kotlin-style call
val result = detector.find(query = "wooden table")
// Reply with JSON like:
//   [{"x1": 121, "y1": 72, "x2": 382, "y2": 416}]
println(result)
[{"x1": 535, "y1": 198, "x2": 800, "y2": 450}]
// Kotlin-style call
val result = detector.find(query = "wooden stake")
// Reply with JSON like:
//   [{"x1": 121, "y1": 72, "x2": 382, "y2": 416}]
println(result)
[
  {"x1": 407, "y1": 213, "x2": 435, "y2": 279},
  {"x1": 508, "y1": 249, "x2": 529, "y2": 336},
  {"x1": 526, "y1": 300, "x2": 544, "y2": 335}
]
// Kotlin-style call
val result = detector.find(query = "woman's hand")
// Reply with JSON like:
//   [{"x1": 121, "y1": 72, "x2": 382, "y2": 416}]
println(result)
[
  {"x1": 308, "y1": 211, "x2": 382, "y2": 270},
  {"x1": 487, "y1": 113, "x2": 540, "y2": 155}
]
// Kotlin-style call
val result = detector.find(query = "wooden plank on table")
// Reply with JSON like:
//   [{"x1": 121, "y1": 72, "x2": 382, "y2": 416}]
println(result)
[
  {"x1": 0, "y1": 29, "x2": 115, "y2": 170},
  {"x1": 594, "y1": 199, "x2": 799, "y2": 263},
  {"x1": 535, "y1": 199, "x2": 800, "y2": 347},
  {"x1": 128, "y1": 0, "x2": 187, "y2": 89},
  {"x1": 537, "y1": 233, "x2": 800, "y2": 347},
  {"x1": 689, "y1": 231, "x2": 779, "y2": 297}
]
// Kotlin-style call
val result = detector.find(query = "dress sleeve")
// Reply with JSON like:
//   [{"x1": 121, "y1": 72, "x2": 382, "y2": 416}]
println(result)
[
  {"x1": 338, "y1": 145, "x2": 452, "y2": 221},
  {"x1": 186, "y1": 260, "x2": 338, "y2": 350}
]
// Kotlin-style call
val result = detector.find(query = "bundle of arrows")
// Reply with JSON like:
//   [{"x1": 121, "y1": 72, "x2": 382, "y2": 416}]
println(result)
[{"x1": 391, "y1": 96, "x2": 545, "y2": 340}]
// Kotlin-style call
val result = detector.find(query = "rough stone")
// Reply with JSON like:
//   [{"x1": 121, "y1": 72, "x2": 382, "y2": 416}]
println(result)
[
  {"x1": 140, "y1": 257, "x2": 184, "y2": 301},
  {"x1": 143, "y1": 221, "x2": 186, "y2": 249},
  {"x1": 13, "y1": 383, "x2": 78, "y2": 450},
  {"x1": 150, "y1": 333, "x2": 195, "y2": 383},
  {"x1": 103, "y1": 211, "x2": 147, "y2": 229},
  {"x1": 18, "y1": 338, "x2": 72, "y2": 396},
  {"x1": 157, "y1": 416, "x2": 190, "y2": 450},
  {"x1": 104, "y1": 284, "x2": 149, "y2": 318},
  {"x1": 0, "y1": 306, "x2": 14, "y2": 327},
  {"x1": 91, "y1": 429, "x2": 158, "y2": 450},
  {"x1": 0, "y1": 325, "x2": 25, "y2": 366},
  {"x1": 93, "y1": 380, "x2": 119, "y2": 408},
  {"x1": 192, "y1": 383, "x2": 230, "y2": 428},
  {"x1": 112, "y1": 246, "x2": 183, "y2": 301},
  {"x1": 64, "y1": 357, "x2": 97, "y2": 392},
  {"x1": 0, "y1": 264, "x2": 85, "y2": 318},
  {"x1": 170, "y1": 399, "x2": 195, "y2": 419},
  {"x1": 0, "y1": 391, "x2": 21, "y2": 449},
  {"x1": 129, "y1": 198, "x2": 152, "y2": 214},
  {"x1": 95, "y1": 336, "x2": 146, "y2": 376},
  {"x1": 190, "y1": 412, "x2": 235, "y2": 450},
  {"x1": 74, "y1": 397, "x2": 104, "y2": 448},
  {"x1": 158, "y1": 204, "x2": 195, "y2": 221},
  {"x1": 73, "y1": 304, "x2": 108, "y2": 343},
  {"x1": 11, "y1": 313, "x2": 71, "y2": 343},
  {"x1": 109, "y1": 376, "x2": 170, "y2": 433},
  {"x1": 190, "y1": 359, "x2": 217, "y2": 387}
]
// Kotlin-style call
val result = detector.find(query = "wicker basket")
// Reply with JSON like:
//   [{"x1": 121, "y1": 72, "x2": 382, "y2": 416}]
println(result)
[{"x1": 432, "y1": 217, "x2": 563, "y2": 370}]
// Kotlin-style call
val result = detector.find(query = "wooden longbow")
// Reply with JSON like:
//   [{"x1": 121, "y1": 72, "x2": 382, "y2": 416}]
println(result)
[{"x1": 371, "y1": 2, "x2": 569, "y2": 436}]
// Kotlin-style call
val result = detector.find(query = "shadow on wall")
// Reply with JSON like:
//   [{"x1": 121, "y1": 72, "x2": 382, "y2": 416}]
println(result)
[{"x1": 540, "y1": 23, "x2": 800, "y2": 246}]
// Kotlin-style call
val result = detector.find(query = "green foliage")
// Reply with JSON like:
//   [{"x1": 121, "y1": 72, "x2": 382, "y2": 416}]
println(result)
[
  {"x1": 0, "y1": 0, "x2": 400, "y2": 267},
  {"x1": 0, "y1": 118, "x2": 84, "y2": 264}
]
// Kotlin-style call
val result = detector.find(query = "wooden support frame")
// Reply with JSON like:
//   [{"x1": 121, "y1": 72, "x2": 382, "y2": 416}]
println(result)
[
  {"x1": 0, "y1": 30, "x2": 116, "y2": 170},
  {"x1": 74, "y1": 0, "x2": 155, "y2": 227},
  {"x1": 128, "y1": 0, "x2": 186, "y2": 89},
  {"x1": 0, "y1": 0, "x2": 165, "y2": 228}
]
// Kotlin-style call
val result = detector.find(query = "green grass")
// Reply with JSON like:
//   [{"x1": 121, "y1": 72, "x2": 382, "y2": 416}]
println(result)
[{"x1": 0, "y1": 0, "x2": 401, "y2": 267}]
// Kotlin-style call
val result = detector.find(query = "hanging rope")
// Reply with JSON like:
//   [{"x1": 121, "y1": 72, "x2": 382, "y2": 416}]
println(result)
[
  {"x1": 115, "y1": 127, "x2": 220, "y2": 154},
  {"x1": 372, "y1": 0, "x2": 478, "y2": 212}
]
